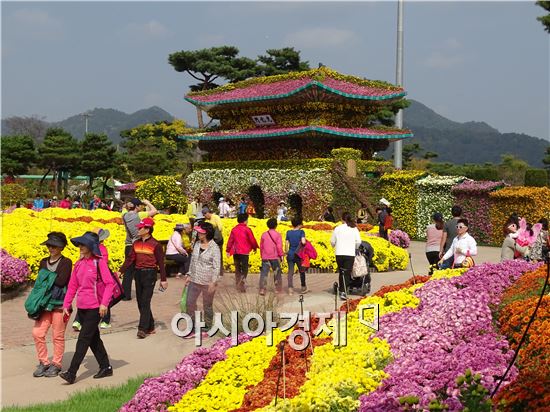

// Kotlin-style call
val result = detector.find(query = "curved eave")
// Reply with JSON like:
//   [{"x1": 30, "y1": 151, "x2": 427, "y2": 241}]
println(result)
[
  {"x1": 178, "y1": 126, "x2": 413, "y2": 142},
  {"x1": 185, "y1": 81, "x2": 406, "y2": 110}
]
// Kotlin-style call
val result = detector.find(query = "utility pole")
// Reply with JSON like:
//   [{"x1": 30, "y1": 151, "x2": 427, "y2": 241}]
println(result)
[
  {"x1": 82, "y1": 112, "x2": 92, "y2": 135},
  {"x1": 394, "y1": 0, "x2": 404, "y2": 169}
]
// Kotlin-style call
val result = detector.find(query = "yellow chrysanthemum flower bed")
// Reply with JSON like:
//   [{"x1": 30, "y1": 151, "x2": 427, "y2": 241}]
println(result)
[
  {"x1": 168, "y1": 329, "x2": 290, "y2": 412},
  {"x1": 1, "y1": 208, "x2": 189, "y2": 279},
  {"x1": 1, "y1": 210, "x2": 408, "y2": 281},
  {"x1": 260, "y1": 284, "x2": 422, "y2": 411}
]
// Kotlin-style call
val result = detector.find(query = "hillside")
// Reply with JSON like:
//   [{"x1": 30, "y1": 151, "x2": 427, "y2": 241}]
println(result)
[
  {"x1": 389, "y1": 100, "x2": 548, "y2": 167},
  {"x1": 54, "y1": 107, "x2": 174, "y2": 144},
  {"x1": 2, "y1": 102, "x2": 547, "y2": 166}
]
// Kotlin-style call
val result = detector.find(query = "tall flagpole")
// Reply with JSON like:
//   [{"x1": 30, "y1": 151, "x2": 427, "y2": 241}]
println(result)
[{"x1": 394, "y1": 0, "x2": 404, "y2": 169}]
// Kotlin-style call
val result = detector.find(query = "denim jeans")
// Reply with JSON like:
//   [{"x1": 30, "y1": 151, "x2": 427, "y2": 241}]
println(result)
[
  {"x1": 438, "y1": 256, "x2": 455, "y2": 269},
  {"x1": 287, "y1": 255, "x2": 306, "y2": 289},
  {"x1": 259, "y1": 259, "x2": 282, "y2": 289}
]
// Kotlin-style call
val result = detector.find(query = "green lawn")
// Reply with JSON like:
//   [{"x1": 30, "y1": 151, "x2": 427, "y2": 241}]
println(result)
[{"x1": 2, "y1": 375, "x2": 149, "y2": 412}]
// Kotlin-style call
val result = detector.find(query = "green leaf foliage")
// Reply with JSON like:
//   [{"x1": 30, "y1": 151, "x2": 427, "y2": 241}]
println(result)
[
  {"x1": 537, "y1": 1, "x2": 550, "y2": 32},
  {"x1": 256, "y1": 47, "x2": 310, "y2": 76},
  {"x1": 79, "y1": 133, "x2": 117, "y2": 187},
  {"x1": 524, "y1": 168, "x2": 549, "y2": 187},
  {"x1": 37, "y1": 128, "x2": 80, "y2": 173},
  {"x1": 0, "y1": 135, "x2": 36, "y2": 176}
]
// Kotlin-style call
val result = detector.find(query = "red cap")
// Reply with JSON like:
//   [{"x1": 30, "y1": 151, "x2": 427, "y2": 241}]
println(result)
[{"x1": 136, "y1": 217, "x2": 155, "y2": 228}]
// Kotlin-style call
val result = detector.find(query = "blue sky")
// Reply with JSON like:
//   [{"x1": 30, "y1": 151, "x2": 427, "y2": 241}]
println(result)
[{"x1": 2, "y1": 1, "x2": 549, "y2": 140}]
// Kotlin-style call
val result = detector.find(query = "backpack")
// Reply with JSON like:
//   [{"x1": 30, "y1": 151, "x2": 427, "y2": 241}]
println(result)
[
  {"x1": 383, "y1": 214, "x2": 393, "y2": 231},
  {"x1": 95, "y1": 261, "x2": 125, "y2": 307}
]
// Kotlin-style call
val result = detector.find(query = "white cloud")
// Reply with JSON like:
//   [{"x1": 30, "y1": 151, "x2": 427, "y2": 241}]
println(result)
[
  {"x1": 118, "y1": 20, "x2": 170, "y2": 41},
  {"x1": 284, "y1": 28, "x2": 356, "y2": 49},
  {"x1": 424, "y1": 52, "x2": 464, "y2": 69},
  {"x1": 9, "y1": 8, "x2": 63, "y2": 39}
]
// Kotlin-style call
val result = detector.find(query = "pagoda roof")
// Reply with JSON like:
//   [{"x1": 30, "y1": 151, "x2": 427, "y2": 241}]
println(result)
[
  {"x1": 179, "y1": 125, "x2": 413, "y2": 142},
  {"x1": 185, "y1": 67, "x2": 406, "y2": 110}
]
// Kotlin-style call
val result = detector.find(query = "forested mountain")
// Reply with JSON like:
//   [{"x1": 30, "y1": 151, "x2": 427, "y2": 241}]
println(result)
[
  {"x1": 2, "y1": 101, "x2": 547, "y2": 166},
  {"x1": 388, "y1": 100, "x2": 548, "y2": 166},
  {"x1": 54, "y1": 107, "x2": 174, "y2": 144}
]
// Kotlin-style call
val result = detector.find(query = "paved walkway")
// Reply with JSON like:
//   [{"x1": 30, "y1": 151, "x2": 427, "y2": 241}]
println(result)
[{"x1": 0, "y1": 241, "x2": 502, "y2": 407}]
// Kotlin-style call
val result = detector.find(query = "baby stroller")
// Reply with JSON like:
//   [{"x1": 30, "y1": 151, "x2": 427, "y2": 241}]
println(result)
[{"x1": 347, "y1": 241, "x2": 373, "y2": 296}]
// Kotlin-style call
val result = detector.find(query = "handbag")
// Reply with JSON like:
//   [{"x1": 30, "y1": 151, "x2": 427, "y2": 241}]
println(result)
[
  {"x1": 213, "y1": 228, "x2": 224, "y2": 246},
  {"x1": 293, "y1": 243, "x2": 304, "y2": 265},
  {"x1": 352, "y1": 254, "x2": 369, "y2": 278},
  {"x1": 95, "y1": 260, "x2": 125, "y2": 308}
]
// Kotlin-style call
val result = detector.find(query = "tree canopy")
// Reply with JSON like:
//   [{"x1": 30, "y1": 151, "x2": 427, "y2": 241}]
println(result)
[
  {"x1": 256, "y1": 47, "x2": 310, "y2": 76},
  {"x1": 168, "y1": 46, "x2": 258, "y2": 92},
  {"x1": 2, "y1": 115, "x2": 49, "y2": 142},
  {"x1": 1, "y1": 135, "x2": 37, "y2": 177},
  {"x1": 79, "y1": 133, "x2": 118, "y2": 189},
  {"x1": 119, "y1": 119, "x2": 194, "y2": 180},
  {"x1": 37, "y1": 128, "x2": 80, "y2": 173},
  {"x1": 168, "y1": 45, "x2": 310, "y2": 127},
  {"x1": 537, "y1": 1, "x2": 550, "y2": 32}
]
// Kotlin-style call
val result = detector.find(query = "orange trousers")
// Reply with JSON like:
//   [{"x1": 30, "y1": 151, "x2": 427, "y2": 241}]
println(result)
[{"x1": 32, "y1": 310, "x2": 67, "y2": 367}]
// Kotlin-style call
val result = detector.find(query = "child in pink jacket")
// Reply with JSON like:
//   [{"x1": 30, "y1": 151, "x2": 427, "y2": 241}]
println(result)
[{"x1": 59, "y1": 231, "x2": 114, "y2": 384}]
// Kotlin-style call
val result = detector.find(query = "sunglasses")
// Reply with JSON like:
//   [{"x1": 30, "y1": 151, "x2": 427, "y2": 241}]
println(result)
[{"x1": 456, "y1": 225, "x2": 467, "y2": 229}]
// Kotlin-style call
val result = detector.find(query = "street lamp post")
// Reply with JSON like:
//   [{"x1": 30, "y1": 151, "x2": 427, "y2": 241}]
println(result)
[{"x1": 394, "y1": 0, "x2": 404, "y2": 169}]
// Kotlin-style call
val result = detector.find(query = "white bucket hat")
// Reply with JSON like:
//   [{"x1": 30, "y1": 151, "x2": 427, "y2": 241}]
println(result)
[{"x1": 379, "y1": 198, "x2": 391, "y2": 207}]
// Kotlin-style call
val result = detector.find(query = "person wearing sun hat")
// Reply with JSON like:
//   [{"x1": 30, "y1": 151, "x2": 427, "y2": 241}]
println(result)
[
  {"x1": 59, "y1": 231, "x2": 115, "y2": 384},
  {"x1": 72, "y1": 228, "x2": 113, "y2": 331},
  {"x1": 118, "y1": 217, "x2": 167, "y2": 339},
  {"x1": 30, "y1": 232, "x2": 73, "y2": 378}
]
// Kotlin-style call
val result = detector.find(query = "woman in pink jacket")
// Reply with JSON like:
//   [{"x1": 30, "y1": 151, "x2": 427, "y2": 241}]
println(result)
[
  {"x1": 59, "y1": 231, "x2": 115, "y2": 384},
  {"x1": 259, "y1": 218, "x2": 284, "y2": 295}
]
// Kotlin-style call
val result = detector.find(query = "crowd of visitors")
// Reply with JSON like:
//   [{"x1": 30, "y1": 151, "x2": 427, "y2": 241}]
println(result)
[
  {"x1": 30, "y1": 193, "x2": 119, "y2": 211},
  {"x1": 23, "y1": 189, "x2": 549, "y2": 386}
]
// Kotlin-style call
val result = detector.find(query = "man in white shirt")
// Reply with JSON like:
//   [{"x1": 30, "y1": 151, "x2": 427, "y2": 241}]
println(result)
[
  {"x1": 438, "y1": 218, "x2": 477, "y2": 269},
  {"x1": 218, "y1": 197, "x2": 230, "y2": 218}
]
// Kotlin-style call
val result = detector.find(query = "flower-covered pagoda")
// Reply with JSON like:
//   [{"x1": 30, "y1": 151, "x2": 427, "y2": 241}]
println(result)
[{"x1": 179, "y1": 67, "x2": 412, "y2": 161}]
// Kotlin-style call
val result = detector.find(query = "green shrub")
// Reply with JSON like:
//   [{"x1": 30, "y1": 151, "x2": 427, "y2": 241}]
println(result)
[
  {"x1": 1, "y1": 183, "x2": 28, "y2": 208},
  {"x1": 135, "y1": 175, "x2": 187, "y2": 213},
  {"x1": 524, "y1": 168, "x2": 548, "y2": 187},
  {"x1": 463, "y1": 164, "x2": 499, "y2": 181}
]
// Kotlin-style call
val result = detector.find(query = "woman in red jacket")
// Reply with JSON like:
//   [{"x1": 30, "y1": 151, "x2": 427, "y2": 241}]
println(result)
[{"x1": 226, "y1": 213, "x2": 259, "y2": 292}]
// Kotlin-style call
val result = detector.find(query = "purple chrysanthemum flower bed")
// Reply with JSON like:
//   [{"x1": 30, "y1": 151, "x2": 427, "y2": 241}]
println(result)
[
  {"x1": 0, "y1": 249, "x2": 30, "y2": 289},
  {"x1": 121, "y1": 334, "x2": 251, "y2": 412},
  {"x1": 388, "y1": 230, "x2": 410, "y2": 249},
  {"x1": 359, "y1": 260, "x2": 539, "y2": 411}
]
